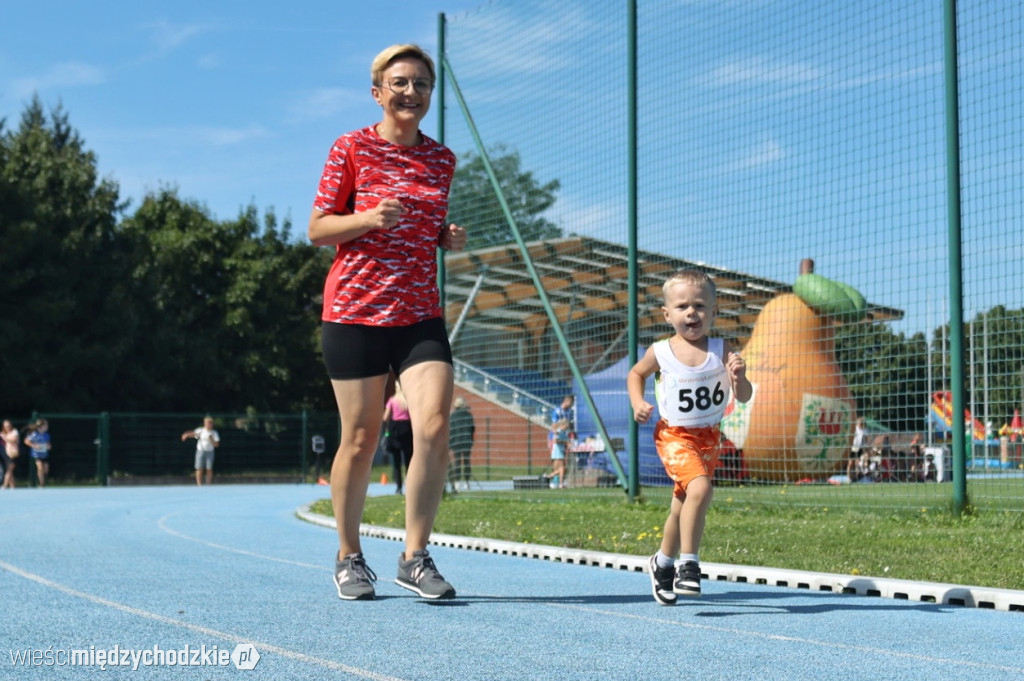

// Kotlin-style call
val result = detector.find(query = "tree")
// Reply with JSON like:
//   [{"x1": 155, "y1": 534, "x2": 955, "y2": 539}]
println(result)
[
  {"x1": 0, "y1": 98, "x2": 131, "y2": 413},
  {"x1": 835, "y1": 307, "x2": 1024, "y2": 435},
  {"x1": 0, "y1": 99, "x2": 337, "y2": 415},
  {"x1": 118, "y1": 190, "x2": 334, "y2": 412},
  {"x1": 836, "y1": 322, "x2": 930, "y2": 432},
  {"x1": 446, "y1": 145, "x2": 561, "y2": 250},
  {"x1": 216, "y1": 206, "x2": 332, "y2": 411},
  {"x1": 944, "y1": 306, "x2": 1024, "y2": 429}
]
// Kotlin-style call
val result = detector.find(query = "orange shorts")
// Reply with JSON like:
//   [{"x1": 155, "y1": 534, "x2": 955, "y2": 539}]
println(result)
[{"x1": 654, "y1": 420, "x2": 721, "y2": 497}]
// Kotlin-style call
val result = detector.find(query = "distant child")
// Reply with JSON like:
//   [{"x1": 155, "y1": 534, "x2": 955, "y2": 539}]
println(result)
[
  {"x1": 627, "y1": 270, "x2": 752, "y2": 605},
  {"x1": 181, "y1": 416, "x2": 220, "y2": 486},
  {"x1": 2, "y1": 420, "x2": 19, "y2": 489},
  {"x1": 24, "y1": 419, "x2": 52, "y2": 487},
  {"x1": 548, "y1": 394, "x2": 574, "y2": 489}
]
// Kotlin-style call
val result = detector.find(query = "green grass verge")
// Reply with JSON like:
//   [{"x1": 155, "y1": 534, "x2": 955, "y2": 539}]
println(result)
[{"x1": 309, "y1": 479, "x2": 1024, "y2": 591}]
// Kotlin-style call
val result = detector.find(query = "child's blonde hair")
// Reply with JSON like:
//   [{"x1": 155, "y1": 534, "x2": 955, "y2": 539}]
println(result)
[{"x1": 662, "y1": 269, "x2": 716, "y2": 301}]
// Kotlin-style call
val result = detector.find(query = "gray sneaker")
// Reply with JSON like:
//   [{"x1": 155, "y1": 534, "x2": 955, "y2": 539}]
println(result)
[
  {"x1": 395, "y1": 549, "x2": 456, "y2": 599},
  {"x1": 334, "y1": 552, "x2": 377, "y2": 600}
]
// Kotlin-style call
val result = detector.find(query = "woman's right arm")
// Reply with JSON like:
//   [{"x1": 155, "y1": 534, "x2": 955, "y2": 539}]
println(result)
[{"x1": 308, "y1": 199, "x2": 405, "y2": 247}]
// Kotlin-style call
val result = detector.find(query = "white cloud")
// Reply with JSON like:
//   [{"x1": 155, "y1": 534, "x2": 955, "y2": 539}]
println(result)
[
  {"x1": 128, "y1": 21, "x2": 212, "y2": 65},
  {"x1": 145, "y1": 20, "x2": 210, "y2": 55},
  {"x1": 546, "y1": 190, "x2": 626, "y2": 241},
  {"x1": 707, "y1": 56, "x2": 822, "y2": 87},
  {"x1": 725, "y1": 137, "x2": 783, "y2": 172},
  {"x1": 285, "y1": 87, "x2": 366, "y2": 123},
  {"x1": 9, "y1": 62, "x2": 105, "y2": 99},
  {"x1": 196, "y1": 54, "x2": 221, "y2": 70},
  {"x1": 446, "y1": 3, "x2": 602, "y2": 78},
  {"x1": 99, "y1": 123, "x2": 270, "y2": 149},
  {"x1": 194, "y1": 124, "x2": 270, "y2": 146}
]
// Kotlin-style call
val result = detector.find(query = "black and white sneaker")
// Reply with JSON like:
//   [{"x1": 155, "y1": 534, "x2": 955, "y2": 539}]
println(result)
[
  {"x1": 334, "y1": 552, "x2": 377, "y2": 600},
  {"x1": 395, "y1": 549, "x2": 456, "y2": 599},
  {"x1": 673, "y1": 560, "x2": 702, "y2": 597},
  {"x1": 648, "y1": 554, "x2": 677, "y2": 605}
]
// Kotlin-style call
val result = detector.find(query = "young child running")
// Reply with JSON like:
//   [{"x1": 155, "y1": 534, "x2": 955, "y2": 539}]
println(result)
[{"x1": 627, "y1": 270, "x2": 752, "y2": 604}]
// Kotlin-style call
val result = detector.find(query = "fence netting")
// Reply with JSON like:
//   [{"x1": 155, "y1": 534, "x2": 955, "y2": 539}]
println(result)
[{"x1": 438, "y1": 1, "x2": 1023, "y2": 511}]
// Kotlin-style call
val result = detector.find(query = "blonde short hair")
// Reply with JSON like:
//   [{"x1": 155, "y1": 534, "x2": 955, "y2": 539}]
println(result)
[
  {"x1": 662, "y1": 269, "x2": 716, "y2": 301},
  {"x1": 370, "y1": 44, "x2": 436, "y2": 86}
]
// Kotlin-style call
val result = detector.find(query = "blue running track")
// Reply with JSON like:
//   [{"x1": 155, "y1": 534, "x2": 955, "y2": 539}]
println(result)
[{"x1": 1, "y1": 484, "x2": 1022, "y2": 680}]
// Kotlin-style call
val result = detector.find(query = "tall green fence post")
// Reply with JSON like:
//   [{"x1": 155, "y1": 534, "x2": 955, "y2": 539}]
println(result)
[
  {"x1": 943, "y1": 0, "x2": 968, "y2": 515},
  {"x1": 626, "y1": 0, "x2": 639, "y2": 502},
  {"x1": 437, "y1": 12, "x2": 449, "y2": 308}
]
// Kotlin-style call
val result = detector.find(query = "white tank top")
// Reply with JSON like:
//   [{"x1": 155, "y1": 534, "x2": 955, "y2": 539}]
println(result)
[{"x1": 654, "y1": 337, "x2": 730, "y2": 428}]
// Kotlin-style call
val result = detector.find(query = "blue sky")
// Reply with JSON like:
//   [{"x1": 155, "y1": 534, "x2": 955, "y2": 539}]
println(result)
[
  {"x1": 0, "y1": 1, "x2": 484, "y2": 228},
  {"x1": 2, "y1": 1, "x2": 1019, "y2": 337},
  {"x1": 434, "y1": 1, "x2": 1021, "y2": 335}
]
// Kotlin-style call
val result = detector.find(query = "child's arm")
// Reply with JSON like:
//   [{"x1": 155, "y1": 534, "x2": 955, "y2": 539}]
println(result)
[
  {"x1": 627, "y1": 346, "x2": 659, "y2": 424},
  {"x1": 725, "y1": 348, "x2": 753, "y2": 403}
]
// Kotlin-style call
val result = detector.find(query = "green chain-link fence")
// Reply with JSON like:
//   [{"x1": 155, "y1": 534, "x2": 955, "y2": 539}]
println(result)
[{"x1": 437, "y1": 0, "x2": 1023, "y2": 511}]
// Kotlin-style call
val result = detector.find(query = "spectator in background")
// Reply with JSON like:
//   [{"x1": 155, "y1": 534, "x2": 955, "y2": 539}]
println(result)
[
  {"x1": 448, "y1": 397, "x2": 475, "y2": 492},
  {"x1": 383, "y1": 383, "x2": 413, "y2": 495},
  {"x1": 848, "y1": 417, "x2": 867, "y2": 480},
  {"x1": 907, "y1": 433, "x2": 927, "y2": 482},
  {"x1": 181, "y1": 416, "x2": 220, "y2": 486},
  {"x1": 2, "y1": 419, "x2": 20, "y2": 489},
  {"x1": 871, "y1": 434, "x2": 892, "y2": 482},
  {"x1": 548, "y1": 394, "x2": 574, "y2": 489},
  {"x1": 24, "y1": 419, "x2": 51, "y2": 487}
]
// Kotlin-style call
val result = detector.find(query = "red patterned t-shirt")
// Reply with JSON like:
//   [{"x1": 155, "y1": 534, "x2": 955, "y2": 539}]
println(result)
[{"x1": 313, "y1": 125, "x2": 456, "y2": 326}]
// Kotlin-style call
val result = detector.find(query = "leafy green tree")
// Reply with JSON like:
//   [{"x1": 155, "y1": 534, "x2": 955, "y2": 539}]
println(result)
[
  {"x1": 836, "y1": 322, "x2": 930, "y2": 432},
  {"x1": 118, "y1": 191, "x2": 334, "y2": 412},
  {"x1": 0, "y1": 99, "x2": 337, "y2": 414},
  {"x1": 217, "y1": 207, "x2": 332, "y2": 411},
  {"x1": 0, "y1": 98, "x2": 131, "y2": 413},
  {"x1": 940, "y1": 307, "x2": 1024, "y2": 429},
  {"x1": 446, "y1": 145, "x2": 561, "y2": 250},
  {"x1": 836, "y1": 308, "x2": 1024, "y2": 435},
  {"x1": 116, "y1": 189, "x2": 240, "y2": 411}
]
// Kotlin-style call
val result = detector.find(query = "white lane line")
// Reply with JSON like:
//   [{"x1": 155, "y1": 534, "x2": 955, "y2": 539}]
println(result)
[
  {"x1": 157, "y1": 512, "x2": 329, "y2": 571},
  {"x1": 539, "y1": 601, "x2": 1024, "y2": 675},
  {"x1": 162, "y1": 506, "x2": 1024, "y2": 675},
  {"x1": 0, "y1": 557, "x2": 407, "y2": 681},
  {"x1": 298, "y1": 508, "x2": 1024, "y2": 675}
]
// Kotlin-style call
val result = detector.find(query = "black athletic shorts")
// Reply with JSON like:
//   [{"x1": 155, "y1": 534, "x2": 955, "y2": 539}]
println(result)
[{"x1": 321, "y1": 317, "x2": 453, "y2": 380}]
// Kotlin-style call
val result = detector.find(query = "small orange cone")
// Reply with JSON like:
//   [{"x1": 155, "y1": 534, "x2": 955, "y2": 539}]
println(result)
[
  {"x1": 380, "y1": 473, "x2": 389, "y2": 485},
  {"x1": 317, "y1": 477, "x2": 329, "y2": 486}
]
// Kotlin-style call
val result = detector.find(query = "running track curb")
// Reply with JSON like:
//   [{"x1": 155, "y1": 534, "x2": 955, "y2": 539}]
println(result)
[{"x1": 296, "y1": 504, "x2": 1024, "y2": 613}]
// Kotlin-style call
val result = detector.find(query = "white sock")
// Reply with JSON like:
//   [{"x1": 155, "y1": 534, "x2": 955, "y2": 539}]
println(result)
[
  {"x1": 675, "y1": 553, "x2": 699, "y2": 568},
  {"x1": 655, "y1": 551, "x2": 675, "y2": 569}
]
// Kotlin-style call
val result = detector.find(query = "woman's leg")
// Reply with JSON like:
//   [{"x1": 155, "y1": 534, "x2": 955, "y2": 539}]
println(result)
[
  {"x1": 397, "y1": 361, "x2": 453, "y2": 559},
  {"x1": 330, "y1": 375, "x2": 388, "y2": 557}
]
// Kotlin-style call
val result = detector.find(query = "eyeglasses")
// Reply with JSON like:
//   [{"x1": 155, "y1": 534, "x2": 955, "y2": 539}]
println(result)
[{"x1": 379, "y1": 77, "x2": 434, "y2": 96}]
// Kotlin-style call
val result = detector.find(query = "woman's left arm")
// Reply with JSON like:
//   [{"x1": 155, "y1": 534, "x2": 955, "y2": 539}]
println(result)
[{"x1": 439, "y1": 224, "x2": 467, "y2": 251}]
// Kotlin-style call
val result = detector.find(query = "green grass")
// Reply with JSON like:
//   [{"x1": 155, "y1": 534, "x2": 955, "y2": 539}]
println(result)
[{"x1": 309, "y1": 477, "x2": 1024, "y2": 591}]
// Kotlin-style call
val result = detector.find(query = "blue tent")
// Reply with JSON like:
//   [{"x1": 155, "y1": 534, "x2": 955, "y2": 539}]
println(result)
[{"x1": 572, "y1": 349, "x2": 671, "y2": 486}]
